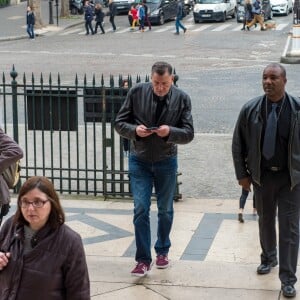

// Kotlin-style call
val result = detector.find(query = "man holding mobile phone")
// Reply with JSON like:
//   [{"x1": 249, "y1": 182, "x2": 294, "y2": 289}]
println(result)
[{"x1": 115, "y1": 61, "x2": 194, "y2": 277}]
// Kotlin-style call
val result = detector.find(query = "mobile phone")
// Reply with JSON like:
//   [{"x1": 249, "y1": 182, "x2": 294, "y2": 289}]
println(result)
[{"x1": 146, "y1": 127, "x2": 158, "y2": 131}]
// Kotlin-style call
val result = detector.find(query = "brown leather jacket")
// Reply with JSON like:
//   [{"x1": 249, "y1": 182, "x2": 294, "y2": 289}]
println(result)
[
  {"x1": 0, "y1": 217, "x2": 90, "y2": 300},
  {"x1": 0, "y1": 128, "x2": 23, "y2": 206}
]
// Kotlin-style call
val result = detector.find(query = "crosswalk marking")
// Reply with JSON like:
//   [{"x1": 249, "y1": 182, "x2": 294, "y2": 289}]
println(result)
[
  {"x1": 232, "y1": 24, "x2": 243, "y2": 31},
  {"x1": 276, "y1": 23, "x2": 289, "y2": 30},
  {"x1": 212, "y1": 24, "x2": 232, "y2": 31},
  {"x1": 61, "y1": 22, "x2": 290, "y2": 36},
  {"x1": 154, "y1": 25, "x2": 174, "y2": 33},
  {"x1": 60, "y1": 28, "x2": 82, "y2": 35},
  {"x1": 192, "y1": 24, "x2": 213, "y2": 31}
]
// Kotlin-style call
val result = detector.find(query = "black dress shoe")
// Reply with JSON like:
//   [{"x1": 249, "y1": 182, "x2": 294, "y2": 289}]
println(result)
[
  {"x1": 238, "y1": 213, "x2": 244, "y2": 223},
  {"x1": 257, "y1": 260, "x2": 278, "y2": 274},
  {"x1": 282, "y1": 284, "x2": 296, "y2": 298}
]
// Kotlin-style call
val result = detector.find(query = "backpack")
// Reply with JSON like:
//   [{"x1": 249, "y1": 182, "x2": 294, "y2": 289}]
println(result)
[{"x1": 2, "y1": 160, "x2": 21, "y2": 189}]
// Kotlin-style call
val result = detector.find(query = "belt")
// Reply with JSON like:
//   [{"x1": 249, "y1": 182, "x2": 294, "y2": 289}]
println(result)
[{"x1": 267, "y1": 166, "x2": 284, "y2": 172}]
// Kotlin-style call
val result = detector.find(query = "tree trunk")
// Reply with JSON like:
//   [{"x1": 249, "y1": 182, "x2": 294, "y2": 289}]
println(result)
[
  {"x1": 60, "y1": 0, "x2": 70, "y2": 17},
  {"x1": 29, "y1": 0, "x2": 44, "y2": 28}
]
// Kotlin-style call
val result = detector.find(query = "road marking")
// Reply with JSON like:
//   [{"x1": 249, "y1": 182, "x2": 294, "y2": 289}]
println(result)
[
  {"x1": 232, "y1": 24, "x2": 243, "y2": 31},
  {"x1": 61, "y1": 22, "x2": 289, "y2": 36},
  {"x1": 116, "y1": 28, "x2": 131, "y2": 33},
  {"x1": 60, "y1": 28, "x2": 82, "y2": 35},
  {"x1": 154, "y1": 25, "x2": 174, "y2": 32},
  {"x1": 192, "y1": 24, "x2": 213, "y2": 31},
  {"x1": 276, "y1": 23, "x2": 289, "y2": 30},
  {"x1": 212, "y1": 24, "x2": 231, "y2": 31}
]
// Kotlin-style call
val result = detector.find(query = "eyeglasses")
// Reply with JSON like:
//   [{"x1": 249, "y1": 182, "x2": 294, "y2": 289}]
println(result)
[{"x1": 20, "y1": 199, "x2": 49, "y2": 208}]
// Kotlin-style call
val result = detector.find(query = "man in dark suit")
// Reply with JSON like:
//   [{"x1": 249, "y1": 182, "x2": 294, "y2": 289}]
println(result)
[{"x1": 232, "y1": 63, "x2": 300, "y2": 298}]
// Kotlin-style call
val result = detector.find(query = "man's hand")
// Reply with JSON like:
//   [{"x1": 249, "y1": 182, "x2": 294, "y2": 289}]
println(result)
[
  {"x1": 238, "y1": 177, "x2": 252, "y2": 192},
  {"x1": 136, "y1": 125, "x2": 155, "y2": 138},
  {"x1": 0, "y1": 204, "x2": 10, "y2": 217},
  {"x1": 136, "y1": 125, "x2": 170, "y2": 138},
  {"x1": 152, "y1": 125, "x2": 170, "y2": 138}
]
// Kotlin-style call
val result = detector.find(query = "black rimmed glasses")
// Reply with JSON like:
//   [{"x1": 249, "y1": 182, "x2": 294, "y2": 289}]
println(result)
[{"x1": 20, "y1": 199, "x2": 49, "y2": 208}]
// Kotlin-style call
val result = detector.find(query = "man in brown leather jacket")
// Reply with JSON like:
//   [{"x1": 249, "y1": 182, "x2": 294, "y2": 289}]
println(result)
[{"x1": 115, "y1": 61, "x2": 194, "y2": 277}]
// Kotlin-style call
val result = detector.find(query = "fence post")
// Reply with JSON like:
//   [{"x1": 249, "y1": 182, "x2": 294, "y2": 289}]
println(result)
[{"x1": 10, "y1": 65, "x2": 19, "y2": 143}]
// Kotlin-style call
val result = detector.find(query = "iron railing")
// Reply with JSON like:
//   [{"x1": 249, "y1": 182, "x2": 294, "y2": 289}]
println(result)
[{"x1": 0, "y1": 66, "x2": 181, "y2": 200}]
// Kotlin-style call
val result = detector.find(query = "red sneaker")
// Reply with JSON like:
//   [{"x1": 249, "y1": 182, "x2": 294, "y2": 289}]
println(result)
[
  {"x1": 131, "y1": 262, "x2": 151, "y2": 277},
  {"x1": 156, "y1": 255, "x2": 169, "y2": 269}
]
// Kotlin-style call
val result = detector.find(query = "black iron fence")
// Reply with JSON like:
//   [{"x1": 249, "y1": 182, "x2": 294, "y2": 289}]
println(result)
[{"x1": 0, "y1": 66, "x2": 181, "y2": 199}]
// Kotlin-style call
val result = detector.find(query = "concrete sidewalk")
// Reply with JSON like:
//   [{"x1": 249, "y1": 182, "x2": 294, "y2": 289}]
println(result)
[
  {"x1": 0, "y1": 0, "x2": 83, "y2": 42},
  {"x1": 6, "y1": 196, "x2": 299, "y2": 299}
]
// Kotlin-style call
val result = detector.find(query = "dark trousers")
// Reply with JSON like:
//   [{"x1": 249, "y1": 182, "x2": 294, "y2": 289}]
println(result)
[
  {"x1": 253, "y1": 170, "x2": 300, "y2": 285},
  {"x1": 109, "y1": 16, "x2": 116, "y2": 31},
  {"x1": 239, "y1": 188, "x2": 256, "y2": 209},
  {"x1": 95, "y1": 21, "x2": 105, "y2": 33},
  {"x1": 85, "y1": 20, "x2": 94, "y2": 34},
  {"x1": 144, "y1": 15, "x2": 151, "y2": 29}
]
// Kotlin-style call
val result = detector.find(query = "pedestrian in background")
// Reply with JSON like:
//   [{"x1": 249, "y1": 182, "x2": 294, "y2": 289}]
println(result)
[
  {"x1": 84, "y1": 0, "x2": 95, "y2": 35},
  {"x1": 241, "y1": 0, "x2": 255, "y2": 30},
  {"x1": 108, "y1": 0, "x2": 117, "y2": 32},
  {"x1": 115, "y1": 61, "x2": 194, "y2": 277},
  {"x1": 238, "y1": 188, "x2": 256, "y2": 223},
  {"x1": 129, "y1": 4, "x2": 139, "y2": 31},
  {"x1": 232, "y1": 63, "x2": 300, "y2": 298},
  {"x1": 0, "y1": 128, "x2": 23, "y2": 226},
  {"x1": 0, "y1": 176, "x2": 90, "y2": 300},
  {"x1": 138, "y1": 2, "x2": 145, "y2": 32},
  {"x1": 174, "y1": 0, "x2": 186, "y2": 35},
  {"x1": 94, "y1": 3, "x2": 105, "y2": 34},
  {"x1": 246, "y1": 0, "x2": 266, "y2": 31},
  {"x1": 26, "y1": 6, "x2": 35, "y2": 40},
  {"x1": 143, "y1": 0, "x2": 151, "y2": 30}
]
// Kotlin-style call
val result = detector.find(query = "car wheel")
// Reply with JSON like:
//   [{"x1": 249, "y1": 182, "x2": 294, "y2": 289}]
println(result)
[
  {"x1": 71, "y1": 7, "x2": 77, "y2": 15},
  {"x1": 269, "y1": 10, "x2": 273, "y2": 19},
  {"x1": 159, "y1": 13, "x2": 165, "y2": 25},
  {"x1": 221, "y1": 12, "x2": 226, "y2": 22},
  {"x1": 284, "y1": 6, "x2": 288, "y2": 16},
  {"x1": 232, "y1": 8, "x2": 236, "y2": 19},
  {"x1": 194, "y1": 19, "x2": 199, "y2": 23}
]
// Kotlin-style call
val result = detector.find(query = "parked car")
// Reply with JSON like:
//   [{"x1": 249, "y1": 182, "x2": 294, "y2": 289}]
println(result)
[
  {"x1": 184, "y1": 0, "x2": 194, "y2": 14},
  {"x1": 193, "y1": 0, "x2": 236, "y2": 23},
  {"x1": 270, "y1": 0, "x2": 293, "y2": 15},
  {"x1": 147, "y1": 0, "x2": 178, "y2": 25},
  {"x1": 127, "y1": 0, "x2": 178, "y2": 24},
  {"x1": 113, "y1": 0, "x2": 135, "y2": 14},
  {"x1": 236, "y1": 0, "x2": 272, "y2": 22}
]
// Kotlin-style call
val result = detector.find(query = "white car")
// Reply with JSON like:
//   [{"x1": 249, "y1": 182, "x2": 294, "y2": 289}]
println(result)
[{"x1": 270, "y1": 0, "x2": 293, "y2": 15}]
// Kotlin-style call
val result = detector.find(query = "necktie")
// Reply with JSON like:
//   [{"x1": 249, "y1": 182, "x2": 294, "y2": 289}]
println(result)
[{"x1": 262, "y1": 103, "x2": 278, "y2": 160}]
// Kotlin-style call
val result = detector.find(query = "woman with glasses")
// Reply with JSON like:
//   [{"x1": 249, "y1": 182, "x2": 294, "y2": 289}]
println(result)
[{"x1": 0, "y1": 176, "x2": 90, "y2": 300}]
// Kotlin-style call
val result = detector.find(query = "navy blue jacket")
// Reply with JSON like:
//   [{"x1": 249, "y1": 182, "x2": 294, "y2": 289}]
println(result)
[{"x1": 26, "y1": 12, "x2": 35, "y2": 25}]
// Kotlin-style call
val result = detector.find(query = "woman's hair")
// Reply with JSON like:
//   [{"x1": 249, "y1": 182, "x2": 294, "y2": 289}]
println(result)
[{"x1": 14, "y1": 176, "x2": 65, "y2": 229}]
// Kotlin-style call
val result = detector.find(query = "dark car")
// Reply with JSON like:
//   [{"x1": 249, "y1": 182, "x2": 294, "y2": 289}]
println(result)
[
  {"x1": 236, "y1": 0, "x2": 272, "y2": 22},
  {"x1": 148, "y1": 0, "x2": 178, "y2": 25}
]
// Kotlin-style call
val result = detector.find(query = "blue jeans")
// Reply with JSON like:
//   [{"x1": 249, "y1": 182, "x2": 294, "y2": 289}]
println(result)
[
  {"x1": 175, "y1": 17, "x2": 185, "y2": 33},
  {"x1": 129, "y1": 155, "x2": 178, "y2": 264},
  {"x1": 27, "y1": 24, "x2": 34, "y2": 39}
]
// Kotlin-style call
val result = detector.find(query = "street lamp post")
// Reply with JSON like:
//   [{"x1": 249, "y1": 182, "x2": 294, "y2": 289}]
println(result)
[
  {"x1": 291, "y1": 0, "x2": 300, "y2": 56},
  {"x1": 55, "y1": 0, "x2": 59, "y2": 26},
  {"x1": 49, "y1": 0, "x2": 54, "y2": 24}
]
